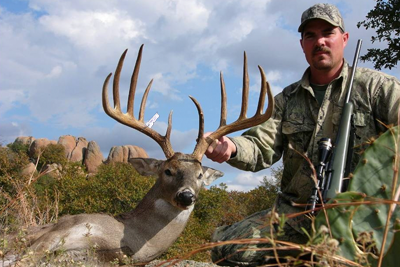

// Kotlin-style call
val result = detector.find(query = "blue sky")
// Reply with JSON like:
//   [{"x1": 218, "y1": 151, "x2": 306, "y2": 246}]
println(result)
[{"x1": 1, "y1": 0, "x2": 398, "y2": 191}]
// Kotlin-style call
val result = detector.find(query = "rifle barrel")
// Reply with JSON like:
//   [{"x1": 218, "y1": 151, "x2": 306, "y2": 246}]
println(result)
[{"x1": 325, "y1": 39, "x2": 363, "y2": 199}]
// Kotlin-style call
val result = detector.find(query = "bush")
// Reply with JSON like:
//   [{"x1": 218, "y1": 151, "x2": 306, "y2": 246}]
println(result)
[
  {"x1": 57, "y1": 162, "x2": 156, "y2": 216},
  {"x1": 7, "y1": 142, "x2": 29, "y2": 155},
  {"x1": 38, "y1": 144, "x2": 66, "y2": 169}
]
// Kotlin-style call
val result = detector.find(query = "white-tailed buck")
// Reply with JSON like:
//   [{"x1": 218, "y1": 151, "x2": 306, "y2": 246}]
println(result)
[{"x1": 3, "y1": 45, "x2": 274, "y2": 266}]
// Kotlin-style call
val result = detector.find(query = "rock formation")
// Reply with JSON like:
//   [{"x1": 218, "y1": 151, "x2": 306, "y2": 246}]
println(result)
[
  {"x1": 12, "y1": 135, "x2": 147, "y2": 175},
  {"x1": 14, "y1": 136, "x2": 35, "y2": 146},
  {"x1": 84, "y1": 141, "x2": 104, "y2": 174},
  {"x1": 29, "y1": 138, "x2": 57, "y2": 158},
  {"x1": 106, "y1": 145, "x2": 148, "y2": 163},
  {"x1": 58, "y1": 135, "x2": 76, "y2": 159},
  {"x1": 69, "y1": 137, "x2": 88, "y2": 162}
]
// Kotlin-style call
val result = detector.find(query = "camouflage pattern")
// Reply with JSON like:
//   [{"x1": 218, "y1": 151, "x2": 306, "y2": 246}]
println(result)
[
  {"x1": 298, "y1": 3, "x2": 345, "y2": 33},
  {"x1": 211, "y1": 62, "x2": 400, "y2": 265},
  {"x1": 211, "y1": 208, "x2": 309, "y2": 266}
]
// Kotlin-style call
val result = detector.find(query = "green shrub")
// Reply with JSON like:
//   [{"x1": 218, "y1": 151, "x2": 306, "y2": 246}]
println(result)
[
  {"x1": 57, "y1": 162, "x2": 156, "y2": 216},
  {"x1": 7, "y1": 142, "x2": 29, "y2": 156},
  {"x1": 0, "y1": 146, "x2": 30, "y2": 179},
  {"x1": 0, "y1": 145, "x2": 30, "y2": 199},
  {"x1": 38, "y1": 144, "x2": 66, "y2": 168}
]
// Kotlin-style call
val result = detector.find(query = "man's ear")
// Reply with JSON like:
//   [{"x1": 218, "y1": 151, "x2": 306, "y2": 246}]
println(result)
[
  {"x1": 342, "y1": 31, "x2": 349, "y2": 48},
  {"x1": 300, "y1": 38, "x2": 305, "y2": 53},
  {"x1": 129, "y1": 158, "x2": 163, "y2": 176},
  {"x1": 202, "y1": 166, "x2": 224, "y2": 186}
]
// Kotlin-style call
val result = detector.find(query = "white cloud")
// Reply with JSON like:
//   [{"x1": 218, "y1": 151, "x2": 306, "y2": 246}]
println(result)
[
  {"x1": 0, "y1": 89, "x2": 28, "y2": 116},
  {"x1": 224, "y1": 171, "x2": 272, "y2": 192},
  {"x1": 46, "y1": 65, "x2": 62, "y2": 78},
  {"x1": 39, "y1": 10, "x2": 146, "y2": 49},
  {"x1": 150, "y1": 72, "x2": 182, "y2": 100},
  {"x1": 265, "y1": 70, "x2": 282, "y2": 83},
  {"x1": 0, "y1": 121, "x2": 32, "y2": 145}
]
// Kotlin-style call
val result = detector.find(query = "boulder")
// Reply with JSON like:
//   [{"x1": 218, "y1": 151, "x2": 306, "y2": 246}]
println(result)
[
  {"x1": 106, "y1": 145, "x2": 148, "y2": 163},
  {"x1": 14, "y1": 136, "x2": 35, "y2": 146},
  {"x1": 69, "y1": 137, "x2": 88, "y2": 163},
  {"x1": 43, "y1": 163, "x2": 62, "y2": 179},
  {"x1": 84, "y1": 141, "x2": 104, "y2": 174},
  {"x1": 29, "y1": 138, "x2": 57, "y2": 158},
  {"x1": 58, "y1": 135, "x2": 76, "y2": 159},
  {"x1": 21, "y1": 162, "x2": 37, "y2": 178}
]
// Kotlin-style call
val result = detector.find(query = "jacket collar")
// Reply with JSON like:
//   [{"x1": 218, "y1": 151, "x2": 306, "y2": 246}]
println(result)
[{"x1": 290, "y1": 60, "x2": 348, "y2": 95}]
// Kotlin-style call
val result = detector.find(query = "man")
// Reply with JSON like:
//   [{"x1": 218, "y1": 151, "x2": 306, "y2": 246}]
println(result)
[{"x1": 206, "y1": 3, "x2": 400, "y2": 266}]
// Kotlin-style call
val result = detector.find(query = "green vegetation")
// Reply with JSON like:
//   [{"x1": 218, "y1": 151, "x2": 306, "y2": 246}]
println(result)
[
  {"x1": 357, "y1": 0, "x2": 400, "y2": 70},
  {"x1": 38, "y1": 144, "x2": 67, "y2": 169},
  {"x1": 315, "y1": 126, "x2": 400, "y2": 267}
]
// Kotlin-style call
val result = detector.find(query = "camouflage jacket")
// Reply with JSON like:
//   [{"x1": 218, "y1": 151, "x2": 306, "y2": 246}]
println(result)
[{"x1": 228, "y1": 61, "x2": 400, "y2": 232}]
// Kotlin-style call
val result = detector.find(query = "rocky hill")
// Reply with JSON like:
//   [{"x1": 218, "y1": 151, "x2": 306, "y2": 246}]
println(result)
[{"x1": 13, "y1": 135, "x2": 148, "y2": 175}]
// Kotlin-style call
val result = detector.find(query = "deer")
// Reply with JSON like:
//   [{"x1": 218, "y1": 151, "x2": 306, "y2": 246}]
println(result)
[{"x1": 2, "y1": 44, "x2": 274, "y2": 266}]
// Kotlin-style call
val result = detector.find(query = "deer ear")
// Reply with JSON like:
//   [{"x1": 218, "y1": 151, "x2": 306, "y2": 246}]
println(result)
[
  {"x1": 201, "y1": 166, "x2": 224, "y2": 186},
  {"x1": 129, "y1": 158, "x2": 163, "y2": 176}
]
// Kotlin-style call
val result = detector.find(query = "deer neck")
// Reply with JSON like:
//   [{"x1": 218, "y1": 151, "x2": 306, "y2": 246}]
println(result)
[{"x1": 116, "y1": 183, "x2": 193, "y2": 260}]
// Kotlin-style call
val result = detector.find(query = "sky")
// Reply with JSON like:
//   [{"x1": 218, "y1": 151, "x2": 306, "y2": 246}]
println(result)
[{"x1": 1, "y1": 0, "x2": 398, "y2": 191}]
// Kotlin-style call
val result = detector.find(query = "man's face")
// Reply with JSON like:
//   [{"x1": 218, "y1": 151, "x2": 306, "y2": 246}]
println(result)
[{"x1": 300, "y1": 19, "x2": 348, "y2": 74}]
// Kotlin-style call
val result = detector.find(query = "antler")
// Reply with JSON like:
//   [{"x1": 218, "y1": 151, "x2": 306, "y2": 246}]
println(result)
[
  {"x1": 191, "y1": 52, "x2": 274, "y2": 161},
  {"x1": 102, "y1": 45, "x2": 174, "y2": 159}
]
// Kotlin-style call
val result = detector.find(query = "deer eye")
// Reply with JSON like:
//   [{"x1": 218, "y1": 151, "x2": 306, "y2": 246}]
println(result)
[
  {"x1": 164, "y1": 169, "x2": 172, "y2": 176},
  {"x1": 198, "y1": 173, "x2": 203, "y2": 180}
]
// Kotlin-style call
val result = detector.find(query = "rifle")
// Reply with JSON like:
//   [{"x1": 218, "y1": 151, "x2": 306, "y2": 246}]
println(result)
[{"x1": 306, "y1": 39, "x2": 363, "y2": 213}]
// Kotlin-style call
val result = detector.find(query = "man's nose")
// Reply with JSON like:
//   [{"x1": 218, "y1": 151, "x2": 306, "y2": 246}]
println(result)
[{"x1": 315, "y1": 35, "x2": 326, "y2": 46}]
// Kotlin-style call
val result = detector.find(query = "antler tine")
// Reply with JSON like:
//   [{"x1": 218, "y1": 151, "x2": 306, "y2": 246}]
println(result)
[
  {"x1": 189, "y1": 96, "x2": 205, "y2": 146},
  {"x1": 192, "y1": 54, "x2": 275, "y2": 161},
  {"x1": 112, "y1": 49, "x2": 128, "y2": 111},
  {"x1": 165, "y1": 110, "x2": 173, "y2": 147},
  {"x1": 127, "y1": 44, "x2": 143, "y2": 116},
  {"x1": 256, "y1": 65, "x2": 268, "y2": 115},
  {"x1": 239, "y1": 51, "x2": 249, "y2": 120},
  {"x1": 220, "y1": 71, "x2": 227, "y2": 127},
  {"x1": 138, "y1": 79, "x2": 153, "y2": 121},
  {"x1": 102, "y1": 73, "x2": 113, "y2": 115},
  {"x1": 102, "y1": 45, "x2": 175, "y2": 159}
]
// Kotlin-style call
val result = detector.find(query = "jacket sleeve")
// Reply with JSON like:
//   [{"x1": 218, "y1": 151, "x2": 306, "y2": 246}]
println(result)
[
  {"x1": 227, "y1": 93, "x2": 285, "y2": 172},
  {"x1": 371, "y1": 72, "x2": 400, "y2": 129}
]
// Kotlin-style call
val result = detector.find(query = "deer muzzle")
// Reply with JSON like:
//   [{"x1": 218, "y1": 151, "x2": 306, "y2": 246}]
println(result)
[{"x1": 176, "y1": 190, "x2": 196, "y2": 208}]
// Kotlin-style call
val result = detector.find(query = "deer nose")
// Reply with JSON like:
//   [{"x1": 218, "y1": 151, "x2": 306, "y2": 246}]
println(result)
[{"x1": 176, "y1": 191, "x2": 195, "y2": 207}]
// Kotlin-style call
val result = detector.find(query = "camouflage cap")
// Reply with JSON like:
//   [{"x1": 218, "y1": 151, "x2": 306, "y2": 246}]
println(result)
[{"x1": 298, "y1": 3, "x2": 345, "y2": 33}]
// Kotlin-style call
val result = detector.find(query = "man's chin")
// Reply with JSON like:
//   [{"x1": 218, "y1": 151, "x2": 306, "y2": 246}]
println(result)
[{"x1": 312, "y1": 61, "x2": 333, "y2": 71}]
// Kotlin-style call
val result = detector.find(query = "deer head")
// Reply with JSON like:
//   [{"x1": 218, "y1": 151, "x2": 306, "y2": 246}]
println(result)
[{"x1": 102, "y1": 44, "x2": 274, "y2": 210}]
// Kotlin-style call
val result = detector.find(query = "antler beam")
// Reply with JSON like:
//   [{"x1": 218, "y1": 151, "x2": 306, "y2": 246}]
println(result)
[
  {"x1": 102, "y1": 45, "x2": 174, "y2": 159},
  {"x1": 191, "y1": 52, "x2": 275, "y2": 161}
]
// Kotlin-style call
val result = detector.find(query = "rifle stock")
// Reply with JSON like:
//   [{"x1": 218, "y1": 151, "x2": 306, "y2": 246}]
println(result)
[{"x1": 325, "y1": 102, "x2": 354, "y2": 199}]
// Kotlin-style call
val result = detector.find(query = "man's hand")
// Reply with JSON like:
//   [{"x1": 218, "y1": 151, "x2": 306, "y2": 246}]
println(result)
[{"x1": 204, "y1": 132, "x2": 237, "y2": 163}]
